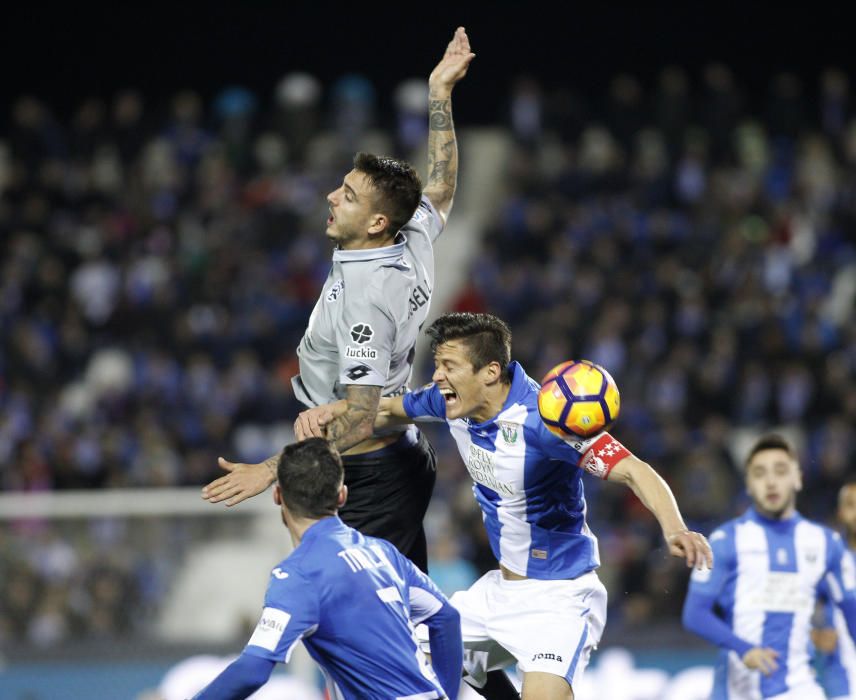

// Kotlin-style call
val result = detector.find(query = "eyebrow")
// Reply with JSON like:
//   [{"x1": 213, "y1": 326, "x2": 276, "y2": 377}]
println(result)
[{"x1": 343, "y1": 182, "x2": 358, "y2": 200}]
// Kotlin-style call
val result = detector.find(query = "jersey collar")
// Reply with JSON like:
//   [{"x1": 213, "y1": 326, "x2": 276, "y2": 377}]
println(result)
[
  {"x1": 746, "y1": 506, "x2": 802, "y2": 529},
  {"x1": 299, "y1": 515, "x2": 347, "y2": 546},
  {"x1": 332, "y1": 234, "x2": 406, "y2": 263}
]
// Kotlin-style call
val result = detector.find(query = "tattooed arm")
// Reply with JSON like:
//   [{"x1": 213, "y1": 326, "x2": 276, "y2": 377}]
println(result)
[
  {"x1": 423, "y1": 26, "x2": 475, "y2": 223},
  {"x1": 202, "y1": 385, "x2": 382, "y2": 506},
  {"x1": 322, "y1": 385, "x2": 382, "y2": 453}
]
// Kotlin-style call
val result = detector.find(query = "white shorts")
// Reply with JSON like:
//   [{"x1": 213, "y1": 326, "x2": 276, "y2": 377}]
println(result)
[{"x1": 421, "y1": 569, "x2": 607, "y2": 689}]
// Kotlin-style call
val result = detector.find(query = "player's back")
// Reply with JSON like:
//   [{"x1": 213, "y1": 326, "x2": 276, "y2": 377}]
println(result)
[{"x1": 284, "y1": 517, "x2": 445, "y2": 700}]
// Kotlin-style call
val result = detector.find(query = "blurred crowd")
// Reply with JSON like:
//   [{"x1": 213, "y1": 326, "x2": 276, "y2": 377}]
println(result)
[{"x1": 2, "y1": 63, "x2": 855, "y2": 647}]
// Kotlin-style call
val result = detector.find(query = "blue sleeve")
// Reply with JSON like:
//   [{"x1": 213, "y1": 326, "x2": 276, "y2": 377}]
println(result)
[
  {"x1": 536, "y1": 421, "x2": 585, "y2": 464},
  {"x1": 815, "y1": 577, "x2": 836, "y2": 628},
  {"x1": 243, "y1": 565, "x2": 321, "y2": 663},
  {"x1": 425, "y1": 601, "x2": 463, "y2": 700},
  {"x1": 402, "y1": 383, "x2": 447, "y2": 420},
  {"x1": 824, "y1": 533, "x2": 856, "y2": 640},
  {"x1": 191, "y1": 653, "x2": 275, "y2": 700},
  {"x1": 392, "y1": 545, "x2": 463, "y2": 700},
  {"x1": 681, "y1": 527, "x2": 754, "y2": 657}
]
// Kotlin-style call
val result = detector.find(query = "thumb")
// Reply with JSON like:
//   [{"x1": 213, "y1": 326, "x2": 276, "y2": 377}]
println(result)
[{"x1": 218, "y1": 457, "x2": 237, "y2": 472}]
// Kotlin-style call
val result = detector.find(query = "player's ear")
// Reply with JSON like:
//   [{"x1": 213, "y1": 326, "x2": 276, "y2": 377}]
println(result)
[
  {"x1": 273, "y1": 484, "x2": 283, "y2": 506},
  {"x1": 483, "y1": 361, "x2": 502, "y2": 385},
  {"x1": 367, "y1": 213, "x2": 390, "y2": 238},
  {"x1": 337, "y1": 484, "x2": 348, "y2": 509}
]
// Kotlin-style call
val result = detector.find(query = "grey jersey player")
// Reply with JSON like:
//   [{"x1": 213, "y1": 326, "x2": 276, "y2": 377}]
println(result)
[
  {"x1": 293, "y1": 192, "x2": 443, "y2": 409},
  {"x1": 202, "y1": 28, "x2": 475, "y2": 561}
]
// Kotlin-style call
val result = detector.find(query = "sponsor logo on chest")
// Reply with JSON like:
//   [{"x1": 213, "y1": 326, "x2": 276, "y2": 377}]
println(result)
[{"x1": 465, "y1": 443, "x2": 515, "y2": 497}]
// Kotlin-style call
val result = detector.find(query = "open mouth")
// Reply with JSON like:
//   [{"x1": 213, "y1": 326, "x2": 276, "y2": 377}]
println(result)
[
  {"x1": 440, "y1": 388, "x2": 458, "y2": 408},
  {"x1": 327, "y1": 213, "x2": 334, "y2": 226}
]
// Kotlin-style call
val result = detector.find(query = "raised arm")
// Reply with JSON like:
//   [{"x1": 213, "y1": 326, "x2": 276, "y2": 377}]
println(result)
[
  {"x1": 607, "y1": 454, "x2": 713, "y2": 569},
  {"x1": 423, "y1": 26, "x2": 475, "y2": 223}
]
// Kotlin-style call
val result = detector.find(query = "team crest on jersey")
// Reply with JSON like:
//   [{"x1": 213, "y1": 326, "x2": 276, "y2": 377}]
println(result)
[
  {"x1": 326, "y1": 279, "x2": 344, "y2": 302},
  {"x1": 498, "y1": 421, "x2": 519, "y2": 445},
  {"x1": 350, "y1": 323, "x2": 373, "y2": 344}
]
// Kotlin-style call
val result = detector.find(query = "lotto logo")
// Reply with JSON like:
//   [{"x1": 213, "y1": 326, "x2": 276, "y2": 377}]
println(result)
[{"x1": 346, "y1": 365, "x2": 371, "y2": 381}]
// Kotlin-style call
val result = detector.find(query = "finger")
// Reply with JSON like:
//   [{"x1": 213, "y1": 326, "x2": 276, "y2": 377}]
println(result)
[
  {"x1": 294, "y1": 415, "x2": 309, "y2": 440},
  {"x1": 203, "y1": 475, "x2": 232, "y2": 498},
  {"x1": 308, "y1": 411, "x2": 326, "y2": 437},
  {"x1": 218, "y1": 457, "x2": 236, "y2": 472},
  {"x1": 225, "y1": 489, "x2": 250, "y2": 507}
]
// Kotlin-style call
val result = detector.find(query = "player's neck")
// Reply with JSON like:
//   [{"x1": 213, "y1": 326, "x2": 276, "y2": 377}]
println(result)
[
  {"x1": 470, "y1": 382, "x2": 512, "y2": 424},
  {"x1": 339, "y1": 234, "x2": 396, "y2": 251},
  {"x1": 753, "y1": 503, "x2": 797, "y2": 522},
  {"x1": 286, "y1": 514, "x2": 327, "y2": 546}
]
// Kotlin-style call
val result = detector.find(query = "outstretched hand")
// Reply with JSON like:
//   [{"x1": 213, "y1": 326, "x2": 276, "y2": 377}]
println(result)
[
  {"x1": 665, "y1": 529, "x2": 714, "y2": 570},
  {"x1": 201, "y1": 457, "x2": 275, "y2": 506},
  {"x1": 429, "y1": 26, "x2": 475, "y2": 90}
]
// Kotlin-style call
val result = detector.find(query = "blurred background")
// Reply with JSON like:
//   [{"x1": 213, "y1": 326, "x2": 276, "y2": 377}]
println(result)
[{"x1": 1, "y1": 2, "x2": 854, "y2": 698}]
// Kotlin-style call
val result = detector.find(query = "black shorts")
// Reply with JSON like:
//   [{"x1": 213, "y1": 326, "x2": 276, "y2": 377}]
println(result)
[{"x1": 338, "y1": 429, "x2": 436, "y2": 573}]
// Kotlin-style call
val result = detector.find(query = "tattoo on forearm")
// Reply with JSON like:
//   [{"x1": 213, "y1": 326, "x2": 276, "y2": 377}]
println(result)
[
  {"x1": 426, "y1": 94, "x2": 458, "y2": 208},
  {"x1": 264, "y1": 455, "x2": 278, "y2": 481},
  {"x1": 429, "y1": 99, "x2": 452, "y2": 131},
  {"x1": 325, "y1": 385, "x2": 381, "y2": 452}
]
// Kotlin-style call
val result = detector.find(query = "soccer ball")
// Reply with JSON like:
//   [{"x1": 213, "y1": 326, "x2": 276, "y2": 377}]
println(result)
[{"x1": 538, "y1": 360, "x2": 620, "y2": 438}]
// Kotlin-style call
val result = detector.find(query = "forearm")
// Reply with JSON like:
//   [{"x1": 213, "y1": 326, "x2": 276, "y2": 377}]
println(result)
[
  {"x1": 324, "y1": 385, "x2": 382, "y2": 453},
  {"x1": 610, "y1": 456, "x2": 687, "y2": 537},
  {"x1": 425, "y1": 602, "x2": 464, "y2": 700},
  {"x1": 192, "y1": 653, "x2": 274, "y2": 699},
  {"x1": 423, "y1": 84, "x2": 458, "y2": 221},
  {"x1": 683, "y1": 593, "x2": 753, "y2": 657},
  {"x1": 840, "y1": 598, "x2": 856, "y2": 642}
]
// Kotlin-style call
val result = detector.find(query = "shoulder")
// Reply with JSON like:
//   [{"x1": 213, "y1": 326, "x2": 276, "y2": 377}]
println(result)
[{"x1": 402, "y1": 197, "x2": 442, "y2": 232}]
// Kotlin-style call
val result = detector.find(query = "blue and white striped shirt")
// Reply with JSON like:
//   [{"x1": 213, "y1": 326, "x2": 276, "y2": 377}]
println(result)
[
  {"x1": 683, "y1": 507, "x2": 856, "y2": 699},
  {"x1": 817, "y1": 547, "x2": 856, "y2": 699},
  {"x1": 404, "y1": 361, "x2": 613, "y2": 580}
]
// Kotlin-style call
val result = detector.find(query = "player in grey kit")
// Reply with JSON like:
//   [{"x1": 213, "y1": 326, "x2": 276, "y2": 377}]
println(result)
[{"x1": 202, "y1": 27, "x2": 475, "y2": 573}]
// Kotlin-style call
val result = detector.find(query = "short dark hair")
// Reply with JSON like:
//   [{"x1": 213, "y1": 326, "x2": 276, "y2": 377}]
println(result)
[
  {"x1": 353, "y1": 152, "x2": 422, "y2": 235},
  {"x1": 277, "y1": 439, "x2": 344, "y2": 518},
  {"x1": 425, "y1": 312, "x2": 512, "y2": 381},
  {"x1": 744, "y1": 433, "x2": 797, "y2": 469}
]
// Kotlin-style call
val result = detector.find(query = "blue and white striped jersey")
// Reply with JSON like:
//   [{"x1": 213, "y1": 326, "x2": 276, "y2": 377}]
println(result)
[
  {"x1": 684, "y1": 508, "x2": 856, "y2": 699},
  {"x1": 817, "y1": 547, "x2": 856, "y2": 699},
  {"x1": 403, "y1": 361, "x2": 627, "y2": 580},
  {"x1": 242, "y1": 516, "x2": 449, "y2": 700}
]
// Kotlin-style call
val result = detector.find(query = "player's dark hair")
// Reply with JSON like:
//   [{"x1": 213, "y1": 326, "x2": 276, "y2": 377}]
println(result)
[
  {"x1": 744, "y1": 433, "x2": 797, "y2": 469},
  {"x1": 426, "y1": 312, "x2": 512, "y2": 382},
  {"x1": 353, "y1": 152, "x2": 422, "y2": 235},
  {"x1": 277, "y1": 439, "x2": 344, "y2": 518}
]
